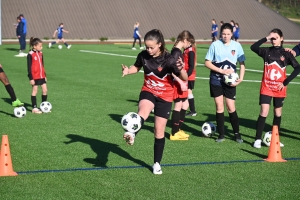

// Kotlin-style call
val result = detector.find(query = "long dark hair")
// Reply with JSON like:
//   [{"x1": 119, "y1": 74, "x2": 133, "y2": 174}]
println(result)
[
  {"x1": 29, "y1": 37, "x2": 42, "y2": 48},
  {"x1": 270, "y1": 28, "x2": 284, "y2": 46},
  {"x1": 144, "y1": 29, "x2": 166, "y2": 54}
]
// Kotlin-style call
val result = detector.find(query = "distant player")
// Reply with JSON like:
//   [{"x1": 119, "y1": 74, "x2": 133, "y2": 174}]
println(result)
[
  {"x1": 132, "y1": 22, "x2": 143, "y2": 50},
  {"x1": 28, "y1": 37, "x2": 49, "y2": 114},
  {"x1": 205, "y1": 23, "x2": 245, "y2": 143},
  {"x1": 211, "y1": 19, "x2": 218, "y2": 42},
  {"x1": 0, "y1": 64, "x2": 24, "y2": 107},
  {"x1": 234, "y1": 23, "x2": 240, "y2": 42},
  {"x1": 251, "y1": 29, "x2": 300, "y2": 148},
  {"x1": 49, "y1": 23, "x2": 71, "y2": 49}
]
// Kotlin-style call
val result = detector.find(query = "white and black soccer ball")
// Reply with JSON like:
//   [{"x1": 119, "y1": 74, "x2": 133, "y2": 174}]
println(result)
[
  {"x1": 58, "y1": 45, "x2": 62, "y2": 49},
  {"x1": 263, "y1": 131, "x2": 272, "y2": 146},
  {"x1": 121, "y1": 112, "x2": 142, "y2": 133},
  {"x1": 224, "y1": 72, "x2": 239, "y2": 86},
  {"x1": 14, "y1": 106, "x2": 26, "y2": 118},
  {"x1": 201, "y1": 122, "x2": 216, "y2": 137},
  {"x1": 40, "y1": 101, "x2": 52, "y2": 113}
]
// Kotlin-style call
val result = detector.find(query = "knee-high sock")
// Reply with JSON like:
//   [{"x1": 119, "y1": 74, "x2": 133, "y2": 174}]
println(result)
[
  {"x1": 255, "y1": 115, "x2": 266, "y2": 140},
  {"x1": 179, "y1": 109, "x2": 187, "y2": 129},
  {"x1": 216, "y1": 112, "x2": 225, "y2": 138},
  {"x1": 229, "y1": 111, "x2": 239, "y2": 134},
  {"x1": 5, "y1": 84, "x2": 17, "y2": 102},
  {"x1": 42, "y1": 95, "x2": 47, "y2": 102},
  {"x1": 31, "y1": 95, "x2": 37, "y2": 108},
  {"x1": 273, "y1": 115, "x2": 281, "y2": 132},
  {"x1": 154, "y1": 137, "x2": 165, "y2": 164},
  {"x1": 171, "y1": 110, "x2": 180, "y2": 135}
]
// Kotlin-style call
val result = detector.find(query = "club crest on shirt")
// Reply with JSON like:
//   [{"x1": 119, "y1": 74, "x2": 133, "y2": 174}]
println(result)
[
  {"x1": 34, "y1": 56, "x2": 37, "y2": 60},
  {"x1": 231, "y1": 50, "x2": 235, "y2": 56},
  {"x1": 280, "y1": 55, "x2": 285, "y2": 61},
  {"x1": 157, "y1": 65, "x2": 162, "y2": 72}
]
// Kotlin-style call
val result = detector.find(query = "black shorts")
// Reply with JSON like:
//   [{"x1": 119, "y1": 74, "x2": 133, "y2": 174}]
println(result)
[
  {"x1": 259, "y1": 94, "x2": 284, "y2": 108},
  {"x1": 188, "y1": 80, "x2": 195, "y2": 90},
  {"x1": 210, "y1": 84, "x2": 236, "y2": 100},
  {"x1": 174, "y1": 97, "x2": 187, "y2": 103},
  {"x1": 139, "y1": 91, "x2": 172, "y2": 119},
  {"x1": 34, "y1": 78, "x2": 46, "y2": 86}
]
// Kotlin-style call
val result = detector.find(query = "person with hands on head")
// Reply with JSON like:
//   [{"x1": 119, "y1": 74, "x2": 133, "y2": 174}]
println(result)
[
  {"x1": 121, "y1": 29, "x2": 187, "y2": 175},
  {"x1": 28, "y1": 37, "x2": 49, "y2": 114},
  {"x1": 250, "y1": 28, "x2": 300, "y2": 148},
  {"x1": 205, "y1": 23, "x2": 245, "y2": 143}
]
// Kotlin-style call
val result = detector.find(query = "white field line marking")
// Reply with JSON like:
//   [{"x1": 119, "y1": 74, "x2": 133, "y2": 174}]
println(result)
[{"x1": 80, "y1": 50, "x2": 300, "y2": 83}]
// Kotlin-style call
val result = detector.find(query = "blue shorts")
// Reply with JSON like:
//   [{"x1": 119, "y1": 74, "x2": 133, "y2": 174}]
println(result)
[{"x1": 58, "y1": 36, "x2": 63, "y2": 40}]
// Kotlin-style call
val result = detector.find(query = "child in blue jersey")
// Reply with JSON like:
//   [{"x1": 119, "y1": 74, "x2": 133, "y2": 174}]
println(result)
[
  {"x1": 49, "y1": 23, "x2": 71, "y2": 49},
  {"x1": 234, "y1": 23, "x2": 240, "y2": 42},
  {"x1": 211, "y1": 19, "x2": 218, "y2": 42},
  {"x1": 132, "y1": 22, "x2": 143, "y2": 50},
  {"x1": 205, "y1": 23, "x2": 246, "y2": 143}
]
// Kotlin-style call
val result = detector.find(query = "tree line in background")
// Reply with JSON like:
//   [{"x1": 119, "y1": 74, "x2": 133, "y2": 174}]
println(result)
[{"x1": 259, "y1": 0, "x2": 300, "y2": 19}]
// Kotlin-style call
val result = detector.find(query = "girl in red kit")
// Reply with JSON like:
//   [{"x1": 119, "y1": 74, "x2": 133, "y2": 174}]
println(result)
[
  {"x1": 27, "y1": 37, "x2": 48, "y2": 114},
  {"x1": 122, "y1": 29, "x2": 188, "y2": 174},
  {"x1": 251, "y1": 28, "x2": 300, "y2": 148},
  {"x1": 170, "y1": 30, "x2": 196, "y2": 140}
]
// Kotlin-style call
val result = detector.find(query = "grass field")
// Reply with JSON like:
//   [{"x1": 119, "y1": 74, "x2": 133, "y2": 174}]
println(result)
[{"x1": 0, "y1": 43, "x2": 300, "y2": 199}]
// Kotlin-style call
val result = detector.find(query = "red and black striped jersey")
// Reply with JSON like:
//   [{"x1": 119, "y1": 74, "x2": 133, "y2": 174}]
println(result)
[{"x1": 134, "y1": 50, "x2": 181, "y2": 102}]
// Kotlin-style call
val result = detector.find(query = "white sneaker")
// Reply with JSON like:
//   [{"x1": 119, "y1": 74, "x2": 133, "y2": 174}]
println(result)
[
  {"x1": 253, "y1": 139, "x2": 262, "y2": 148},
  {"x1": 21, "y1": 52, "x2": 28, "y2": 57},
  {"x1": 49, "y1": 43, "x2": 52, "y2": 48},
  {"x1": 67, "y1": 45, "x2": 72, "y2": 49},
  {"x1": 132, "y1": 47, "x2": 136, "y2": 50},
  {"x1": 153, "y1": 162, "x2": 162, "y2": 175},
  {"x1": 123, "y1": 132, "x2": 135, "y2": 145},
  {"x1": 140, "y1": 47, "x2": 144, "y2": 50}
]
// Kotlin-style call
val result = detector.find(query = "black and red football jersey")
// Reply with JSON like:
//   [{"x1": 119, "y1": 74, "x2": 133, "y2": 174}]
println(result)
[
  {"x1": 134, "y1": 50, "x2": 181, "y2": 102},
  {"x1": 251, "y1": 38, "x2": 300, "y2": 97}
]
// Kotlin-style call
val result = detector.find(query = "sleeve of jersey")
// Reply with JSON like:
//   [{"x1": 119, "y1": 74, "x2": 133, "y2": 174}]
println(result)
[
  {"x1": 187, "y1": 51, "x2": 195, "y2": 76},
  {"x1": 250, "y1": 38, "x2": 267, "y2": 56},
  {"x1": 27, "y1": 54, "x2": 33, "y2": 80},
  {"x1": 168, "y1": 54, "x2": 180, "y2": 76},
  {"x1": 292, "y1": 44, "x2": 300, "y2": 57},
  {"x1": 237, "y1": 44, "x2": 246, "y2": 63},
  {"x1": 283, "y1": 55, "x2": 300, "y2": 86},
  {"x1": 133, "y1": 53, "x2": 143, "y2": 70},
  {"x1": 205, "y1": 43, "x2": 215, "y2": 61}
]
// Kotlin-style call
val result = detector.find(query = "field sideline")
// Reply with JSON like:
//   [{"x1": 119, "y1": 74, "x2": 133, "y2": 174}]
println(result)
[{"x1": 0, "y1": 43, "x2": 299, "y2": 199}]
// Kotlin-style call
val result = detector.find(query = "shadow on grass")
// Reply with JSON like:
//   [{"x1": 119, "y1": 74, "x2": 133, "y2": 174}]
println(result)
[
  {"x1": 240, "y1": 148, "x2": 266, "y2": 159},
  {"x1": 5, "y1": 47, "x2": 19, "y2": 52},
  {"x1": 1, "y1": 98, "x2": 32, "y2": 111},
  {"x1": 64, "y1": 134, "x2": 152, "y2": 172}
]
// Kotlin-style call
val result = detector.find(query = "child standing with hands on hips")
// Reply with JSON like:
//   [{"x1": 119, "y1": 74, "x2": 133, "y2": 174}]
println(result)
[{"x1": 27, "y1": 37, "x2": 49, "y2": 114}]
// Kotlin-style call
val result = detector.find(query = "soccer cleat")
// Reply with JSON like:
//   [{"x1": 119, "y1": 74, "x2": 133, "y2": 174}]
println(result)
[
  {"x1": 215, "y1": 137, "x2": 225, "y2": 142},
  {"x1": 49, "y1": 43, "x2": 52, "y2": 48},
  {"x1": 140, "y1": 46, "x2": 144, "y2": 50},
  {"x1": 236, "y1": 138, "x2": 243, "y2": 143},
  {"x1": 152, "y1": 162, "x2": 162, "y2": 175},
  {"x1": 12, "y1": 99, "x2": 24, "y2": 107},
  {"x1": 234, "y1": 133, "x2": 243, "y2": 143},
  {"x1": 32, "y1": 108, "x2": 43, "y2": 114},
  {"x1": 132, "y1": 47, "x2": 136, "y2": 50},
  {"x1": 67, "y1": 45, "x2": 72, "y2": 49},
  {"x1": 186, "y1": 111, "x2": 197, "y2": 117},
  {"x1": 179, "y1": 130, "x2": 190, "y2": 138},
  {"x1": 253, "y1": 139, "x2": 262, "y2": 148},
  {"x1": 170, "y1": 132, "x2": 188, "y2": 140},
  {"x1": 123, "y1": 132, "x2": 135, "y2": 145}
]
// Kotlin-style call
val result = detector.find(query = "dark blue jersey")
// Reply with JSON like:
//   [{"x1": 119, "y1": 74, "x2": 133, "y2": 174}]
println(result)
[{"x1": 57, "y1": 27, "x2": 64, "y2": 38}]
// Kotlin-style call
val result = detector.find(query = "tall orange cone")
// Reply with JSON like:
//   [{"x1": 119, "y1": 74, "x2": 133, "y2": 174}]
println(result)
[
  {"x1": 0, "y1": 135, "x2": 18, "y2": 176},
  {"x1": 264, "y1": 125, "x2": 287, "y2": 162}
]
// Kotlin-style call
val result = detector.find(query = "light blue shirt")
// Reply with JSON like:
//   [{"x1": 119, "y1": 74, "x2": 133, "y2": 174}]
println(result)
[{"x1": 205, "y1": 39, "x2": 245, "y2": 85}]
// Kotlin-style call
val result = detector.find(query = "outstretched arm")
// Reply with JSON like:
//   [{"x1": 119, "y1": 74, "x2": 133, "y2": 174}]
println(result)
[
  {"x1": 53, "y1": 30, "x2": 57, "y2": 37},
  {"x1": 122, "y1": 64, "x2": 140, "y2": 77}
]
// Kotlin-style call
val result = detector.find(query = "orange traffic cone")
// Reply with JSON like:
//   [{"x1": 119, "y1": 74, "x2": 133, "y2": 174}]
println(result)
[
  {"x1": 0, "y1": 135, "x2": 18, "y2": 176},
  {"x1": 264, "y1": 125, "x2": 287, "y2": 162}
]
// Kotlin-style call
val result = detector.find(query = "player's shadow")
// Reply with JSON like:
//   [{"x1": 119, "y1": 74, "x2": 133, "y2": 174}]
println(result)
[
  {"x1": 0, "y1": 110, "x2": 15, "y2": 117},
  {"x1": 5, "y1": 47, "x2": 19, "y2": 51},
  {"x1": 1, "y1": 97, "x2": 32, "y2": 113},
  {"x1": 64, "y1": 134, "x2": 152, "y2": 171},
  {"x1": 240, "y1": 149, "x2": 266, "y2": 159},
  {"x1": 126, "y1": 99, "x2": 139, "y2": 106}
]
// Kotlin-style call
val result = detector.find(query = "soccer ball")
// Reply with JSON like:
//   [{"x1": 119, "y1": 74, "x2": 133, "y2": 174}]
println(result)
[
  {"x1": 40, "y1": 101, "x2": 52, "y2": 113},
  {"x1": 58, "y1": 45, "x2": 62, "y2": 49},
  {"x1": 201, "y1": 122, "x2": 216, "y2": 137},
  {"x1": 263, "y1": 131, "x2": 272, "y2": 146},
  {"x1": 14, "y1": 106, "x2": 26, "y2": 118},
  {"x1": 224, "y1": 72, "x2": 239, "y2": 86},
  {"x1": 121, "y1": 112, "x2": 142, "y2": 133}
]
